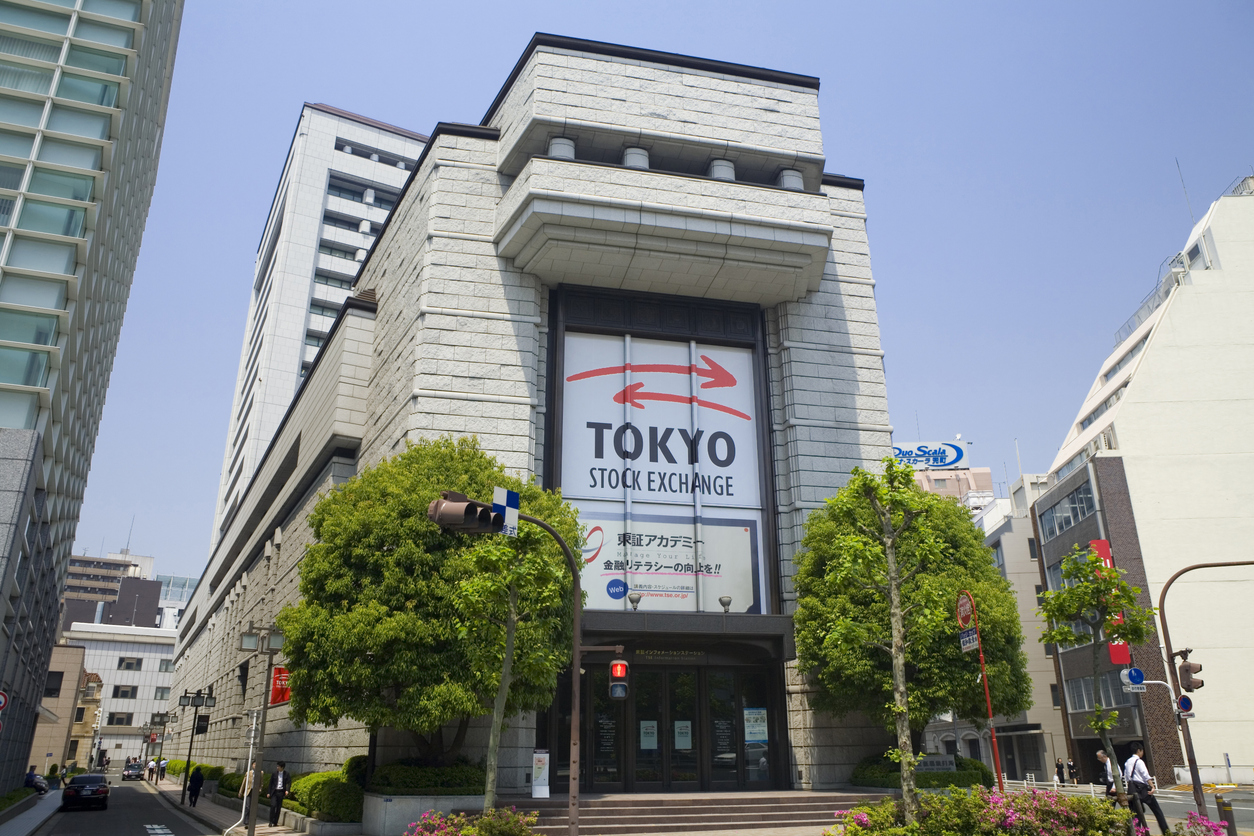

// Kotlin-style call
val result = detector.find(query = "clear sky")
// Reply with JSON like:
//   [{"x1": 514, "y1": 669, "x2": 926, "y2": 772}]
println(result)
[{"x1": 72, "y1": 1, "x2": 1254, "y2": 576}]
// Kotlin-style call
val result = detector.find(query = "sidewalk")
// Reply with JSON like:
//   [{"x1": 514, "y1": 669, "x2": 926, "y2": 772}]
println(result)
[
  {"x1": 0, "y1": 791, "x2": 62, "y2": 836},
  {"x1": 149, "y1": 775, "x2": 299, "y2": 835}
]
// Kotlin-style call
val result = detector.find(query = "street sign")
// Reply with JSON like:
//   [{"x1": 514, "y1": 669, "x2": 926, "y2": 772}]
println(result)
[
  {"x1": 1128, "y1": 667, "x2": 1144, "y2": 685},
  {"x1": 194, "y1": 714, "x2": 210, "y2": 735},
  {"x1": 0, "y1": 690, "x2": 8, "y2": 711},
  {"x1": 1179, "y1": 711, "x2": 1195, "y2": 719},
  {"x1": 1123, "y1": 684, "x2": 1147, "y2": 693},
  {"x1": 493, "y1": 487, "x2": 520, "y2": 537},
  {"x1": 1178, "y1": 695, "x2": 1193, "y2": 712},
  {"x1": 956, "y1": 591, "x2": 975, "y2": 629},
  {"x1": 960, "y1": 627, "x2": 978, "y2": 653}
]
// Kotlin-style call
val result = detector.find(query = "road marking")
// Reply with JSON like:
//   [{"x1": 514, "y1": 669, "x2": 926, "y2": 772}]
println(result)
[{"x1": 145, "y1": 827, "x2": 174, "y2": 835}]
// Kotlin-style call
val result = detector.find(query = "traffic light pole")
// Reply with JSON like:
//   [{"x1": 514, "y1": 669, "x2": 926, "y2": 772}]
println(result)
[
  {"x1": 444, "y1": 496, "x2": 619, "y2": 836},
  {"x1": 1157, "y1": 559, "x2": 1254, "y2": 817}
]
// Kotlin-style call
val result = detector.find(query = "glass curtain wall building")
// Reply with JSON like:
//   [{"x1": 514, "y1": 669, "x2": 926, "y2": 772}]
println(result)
[
  {"x1": 209, "y1": 104, "x2": 426, "y2": 546},
  {"x1": 0, "y1": 0, "x2": 183, "y2": 792}
]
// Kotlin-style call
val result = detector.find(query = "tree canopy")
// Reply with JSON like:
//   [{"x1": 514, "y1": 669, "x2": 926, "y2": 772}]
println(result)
[
  {"x1": 794, "y1": 460, "x2": 1032, "y2": 734},
  {"x1": 276, "y1": 435, "x2": 579, "y2": 765}
]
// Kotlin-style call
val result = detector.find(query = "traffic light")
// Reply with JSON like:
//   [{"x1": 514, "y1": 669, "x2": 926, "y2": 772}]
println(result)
[
  {"x1": 609, "y1": 657, "x2": 629, "y2": 700},
  {"x1": 1179, "y1": 660, "x2": 1204, "y2": 692},
  {"x1": 427, "y1": 491, "x2": 503, "y2": 534}
]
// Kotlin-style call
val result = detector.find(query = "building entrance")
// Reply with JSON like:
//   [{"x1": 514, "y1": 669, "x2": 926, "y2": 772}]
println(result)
[{"x1": 541, "y1": 663, "x2": 779, "y2": 792}]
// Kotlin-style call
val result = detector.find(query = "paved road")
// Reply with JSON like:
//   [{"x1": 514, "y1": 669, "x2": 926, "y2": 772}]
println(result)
[
  {"x1": 1157, "y1": 789, "x2": 1254, "y2": 831},
  {"x1": 30, "y1": 778, "x2": 214, "y2": 836}
]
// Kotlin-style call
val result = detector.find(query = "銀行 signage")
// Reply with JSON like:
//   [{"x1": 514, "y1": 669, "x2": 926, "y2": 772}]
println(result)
[
  {"x1": 561, "y1": 332, "x2": 764, "y2": 613},
  {"x1": 893, "y1": 442, "x2": 964, "y2": 469}
]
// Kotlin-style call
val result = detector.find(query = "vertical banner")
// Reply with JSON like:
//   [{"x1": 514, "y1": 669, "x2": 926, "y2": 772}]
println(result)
[
  {"x1": 531, "y1": 750, "x2": 549, "y2": 799},
  {"x1": 561, "y1": 333, "x2": 763, "y2": 612},
  {"x1": 270, "y1": 666, "x2": 291, "y2": 705}
]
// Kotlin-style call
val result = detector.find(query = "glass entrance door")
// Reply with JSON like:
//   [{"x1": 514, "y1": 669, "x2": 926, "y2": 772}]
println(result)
[
  {"x1": 668, "y1": 670, "x2": 699, "y2": 791},
  {"x1": 590, "y1": 668, "x2": 624, "y2": 791},
  {"x1": 707, "y1": 671, "x2": 739, "y2": 790},
  {"x1": 633, "y1": 671, "x2": 664, "y2": 790}
]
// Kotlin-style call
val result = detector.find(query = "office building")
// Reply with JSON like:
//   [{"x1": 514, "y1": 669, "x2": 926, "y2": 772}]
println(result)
[
  {"x1": 62, "y1": 622, "x2": 175, "y2": 766},
  {"x1": 209, "y1": 103, "x2": 426, "y2": 547},
  {"x1": 1033, "y1": 175, "x2": 1254, "y2": 785},
  {"x1": 65, "y1": 670, "x2": 100, "y2": 768},
  {"x1": 0, "y1": 0, "x2": 182, "y2": 791},
  {"x1": 24, "y1": 643, "x2": 84, "y2": 772},
  {"x1": 173, "y1": 34, "x2": 892, "y2": 794},
  {"x1": 62, "y1": 549, "x2": 153, "y2": 602},
  {"x1": 155, "y1": 573, "x2": 194, "y2": 629}
]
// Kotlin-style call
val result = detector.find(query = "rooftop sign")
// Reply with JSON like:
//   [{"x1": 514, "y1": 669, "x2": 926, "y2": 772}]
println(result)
[{"x1": 893, "y1": 442, "x2": 964, "y2": 469}]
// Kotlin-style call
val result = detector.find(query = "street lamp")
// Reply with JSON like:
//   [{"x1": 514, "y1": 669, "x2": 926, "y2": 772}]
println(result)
[
  {"x1": 140, "y1": 723, "x2": 153, "y2": 764},
  {"x1": 150, "y1": 712, "x2": 173, "y2": 762},
  {"x1": 239, "y1": 623, "x2": 283, "y2": 836},
  {"x1": 178, "y1": 689, "x2": 215, "y2": 804}
]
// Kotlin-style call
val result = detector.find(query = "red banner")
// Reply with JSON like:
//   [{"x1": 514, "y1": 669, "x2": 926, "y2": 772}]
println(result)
[
  {"x1": 270, "y1": 667, "x2": 291, "y2": 705},
  {"x1": 1090, "y1": 540, "x2": 1132, "y2": 664}
]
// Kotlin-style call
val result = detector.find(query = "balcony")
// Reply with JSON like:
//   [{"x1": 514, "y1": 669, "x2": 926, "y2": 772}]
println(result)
[{"x1": 495, "y1": 157, "x2": 834, "y2": 306}]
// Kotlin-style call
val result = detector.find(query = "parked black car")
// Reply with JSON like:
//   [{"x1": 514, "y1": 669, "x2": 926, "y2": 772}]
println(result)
[
  {"x1": 121, "y1": 762, "x2": 144, "y2": 781},
  {"x1": 61, "y1": 774, "x2": 109, "y2": 810}
]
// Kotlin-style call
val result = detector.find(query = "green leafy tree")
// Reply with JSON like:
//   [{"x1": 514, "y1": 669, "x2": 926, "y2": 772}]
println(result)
[
  {"x1": 794, "y1": 457, "x2": 1031, "y2": 823},
  {"x1": 1039, "y1": 544, "x2": 1155, "y2": 827},
  {"x1": 276, "y1": 436, "x2": 576, "y2": 774}
]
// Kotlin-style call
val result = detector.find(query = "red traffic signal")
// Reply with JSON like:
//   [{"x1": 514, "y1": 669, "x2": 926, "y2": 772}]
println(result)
[
  {"x1": 427, "y1": 491, "x2": 504, "y2": 535},
  {"x1": 609, "y1": 658, "x2": 629, "y2": 700},
  {"x1": 1179, "y1": 660, "x2": 1204, "y2": 692}
]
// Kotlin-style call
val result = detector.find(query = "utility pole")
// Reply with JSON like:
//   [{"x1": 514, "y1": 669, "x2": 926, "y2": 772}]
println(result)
[{"x1": 239, "y1": 623, "x2": 283, "y2": 836}]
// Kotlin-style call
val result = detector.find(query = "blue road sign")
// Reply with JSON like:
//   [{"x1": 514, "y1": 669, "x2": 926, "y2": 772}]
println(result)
[
  {"x1": 1128, "y1": 667, "x2": 1145, "y2": 685},
  {"x1": 1178, "y1": 695, "x2": 1193, "y2": 712}
]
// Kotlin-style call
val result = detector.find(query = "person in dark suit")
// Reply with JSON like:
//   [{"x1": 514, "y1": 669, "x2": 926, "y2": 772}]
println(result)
[
  {"x1": 267, "y1": 761, "x2": 289, "y2": 826},
  {"x1": 188, "y1": 766, "x2": 204, "y2": 807}
]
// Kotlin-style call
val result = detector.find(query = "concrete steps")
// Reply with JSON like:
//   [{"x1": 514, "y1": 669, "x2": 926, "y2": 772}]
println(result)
[{"x1": 489, "y1": 792, "x2": 887, "y2": 835}]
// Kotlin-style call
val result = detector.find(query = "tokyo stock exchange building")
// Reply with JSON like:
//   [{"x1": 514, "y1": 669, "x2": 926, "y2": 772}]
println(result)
[{"x1": 171, "y1": 34, "x2": 895, "y2": 795}]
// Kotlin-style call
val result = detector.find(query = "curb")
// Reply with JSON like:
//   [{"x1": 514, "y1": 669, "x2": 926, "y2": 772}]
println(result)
[{"x1": 145, "y1": 782, "x2": 233, "y2": 834}]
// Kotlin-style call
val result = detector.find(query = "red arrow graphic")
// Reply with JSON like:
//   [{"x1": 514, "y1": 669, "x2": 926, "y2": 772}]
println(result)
[
  {"x1": 613, "y1": 383, "x2": 751, "y2": 421},
  {"x1": 566, "y1": 355, "x2": 736, "y2": 389}
]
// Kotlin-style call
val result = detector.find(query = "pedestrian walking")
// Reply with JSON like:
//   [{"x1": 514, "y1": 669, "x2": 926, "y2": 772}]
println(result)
[
  {"x1": 267, "y1": 761, "x2": 289, "y2": 826},
  {"x1": 239, "y1": 760, "x2": 255, "y2": 821},
  {"x1": 1055, "y1": 757, "x2": 1066, "y2": 784},
  {"x1": 1067, "y1": 758, "x2": 1077, "y2": 784},
  {"x1": 158, "y1": 757, "x2": 168, "y2": 781},
  {"x1": 147, "y1": 758, "x2": 156, "y2": 781},
  {"x1": 1096, "y1": 750, "x2": 1116, "y2": 801},
  {"x1": 188, "y1": 766, "x2": 204, "y2": 807},
  {"x1": 1124, "y1": 743, "x2": 1170, "y2": 835}
]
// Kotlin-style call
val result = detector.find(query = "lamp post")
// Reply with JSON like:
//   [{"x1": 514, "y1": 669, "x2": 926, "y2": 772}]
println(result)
[
  {"x1": 150, "y1": 712, "x2": 173, "y2": 761},
  {"x1": 140, "y1": 723, "x2": 153, "y2": 764},
  {"x1": 177, "y1": 689, "x2": 215, "y2": 803},
  {"x1": 239, "y1": 623, "x2": 284, "y2": 836}
]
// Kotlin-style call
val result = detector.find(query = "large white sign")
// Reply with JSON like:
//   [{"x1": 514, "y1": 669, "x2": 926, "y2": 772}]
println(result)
[{"x1": 562, "y1": 333, "x2": 764, "y2": 613}]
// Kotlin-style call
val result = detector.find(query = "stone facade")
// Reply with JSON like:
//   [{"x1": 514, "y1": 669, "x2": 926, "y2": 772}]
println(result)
[{"x1": 174, "y1": 34, "x2": 894, "y2": 791}]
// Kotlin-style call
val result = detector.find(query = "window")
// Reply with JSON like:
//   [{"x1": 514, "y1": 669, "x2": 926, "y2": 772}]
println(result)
[
  {"x1": 1034, "y1": 584, "x2": 1045, "y2": 607},
  {"x1": 1028, "y1": 537, "x2": 1038, "y2": 561},
  {"x1": 72, "y1": 19, "x2": 133, "y2": 49},
  {"x1": 158, "y1": 658, "x2": 173, "y2": 672},
  {"x1": 18, "y1": 200, "x2": 84, "y2": 237},
  {"x1": 1079, "y1": 384, "x2": 1127, "y2": 431},
  {"x1": 38, "y1": 138, "x2": 102, "y2": 170},
  {"x1": 309, "y1": 302, "x2": 339, "y2": 319},
  {"x1": 105, "y1": 712, "x2": 133, "y2": 726},
  {"x1": 112, "y1": 684, "x2": 137, "y2": 699},
  {"x1": 304, "y1": 333, "x2": 325, "y2": 348},
  {"x1": 1064, "y1": 672, "x2": 1131, "y2": 713},
  {"x1": 0, "y1": 345, "x2": 49, "y2": 386},
  {"x1": 322, "y1": 213, "x2": 366, "y2": 233},
  {"x1": 117, "y1": 657, "x2": 141, "y2": 671},
  {"x1": 56, "y1": 74, "x2": 118, "y2": 108},
  {"x1": 0, "y1": 160, "x2": 21, "y2": 190},
  {"x1": 1044, "y1": 643, "x2": 1055, "y2": 657},
  {"x1": 74, "y1": 706, "x2": 85, "y2": 723},
  {"x1": 1102, "y1": 334, "x2": 1148, "y2": 384},
  {"x1": 0, "y1": 3, "x2": 70, "y2": 35},
  {"x1": 990, "y1": 541, "x2": 1005, "y2": 578},
  {"x1": 327, "y1": 181, "x2": 363, "y2": 203},
  {"x1": 0, "y1": 129, "x2": 32, "y2": 158},
  {"x1": 0, "y1": 95, "x2": 44, "y2": 127},
  {"x1": 315, "y1": 271, "x2": 353, "y2": 290},
  {"x1": 46, "y1": 106, "x2": 110, "y2": 139},
  {"x1": 81, "y1": 0, "x2": 140, "y2": 22},
  {"x1": 0, "y1": 59, "x2": 52, "y2": 94},
  {"x1": 1054, "y1": 449, "x2": 1088, "y2": 482},
  {"x1": 0, "y1": 33, "x2": 62, "y2": 63},
  {"x1": 933, "y1": 478, "x2": 948, "y2": 489},
  {"x1": 154, "y1": 687, "x2": 170, "y2": 701},
  {"x1": 1050, "y1": 684, "x2": 1060, "y2": 708},
  {"x1": 1064, "y1": 676, "x2": 1093, "y2": 712},
  {"x1": 29, "y1": 168, "x2": 94, "y2": 201},
  {"x1": 43, "y1": 670, "x2": 63, "y2": 698},
  {"x1": 1038, "y1": 482, "x2": 1095, "y2": 542},
  {"x1": 64, "y1": 45, "x2": 126, "y2": 76},
  {"x1": 318, "y1": 242, "x2": 357, "y2": 260},
  {"x1": 67, "y1": 740, "x2": 78, "y2": 759}
]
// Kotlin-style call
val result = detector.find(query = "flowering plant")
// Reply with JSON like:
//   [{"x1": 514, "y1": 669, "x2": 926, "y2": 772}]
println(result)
[
  {"x1": 827, "y1": 787, "x2": 1132, "y2": 835},
  {"x1": 404, "y1": 810, "x2": 472, "y2": 836},
  {"x1": 1173, "y1": 811, "x2": 1226, "y2": 836}
]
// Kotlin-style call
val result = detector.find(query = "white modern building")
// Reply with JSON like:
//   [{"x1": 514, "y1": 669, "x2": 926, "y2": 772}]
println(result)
[
  {"x1": 155, "y1": 573, "x2": 194, "y2": 629},
  {"x1": 1033, "y1": 175, "x2": 1254, "y2": 784},
  {"x1": 174, "y1": 34, "x2": 893, "y2": 800},
  {"x1": 209, "y1": 104, "x2": 426, "y2": 546},
  {"x1": 62, "y1": 622, "x2": 176, "y2": 766},
  {"x1": 0, "y1": 0, "x2": 182, "y2": 791}
]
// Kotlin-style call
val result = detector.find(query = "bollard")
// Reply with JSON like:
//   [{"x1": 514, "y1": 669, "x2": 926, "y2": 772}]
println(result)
[{"x1": 1215, "y1": 795, "x2": 1237, "y2": 836}]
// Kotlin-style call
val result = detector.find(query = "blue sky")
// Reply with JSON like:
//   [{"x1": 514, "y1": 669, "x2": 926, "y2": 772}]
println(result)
[{"x1": 73, "y1": 1, "x2": 1254, "y2": 576}]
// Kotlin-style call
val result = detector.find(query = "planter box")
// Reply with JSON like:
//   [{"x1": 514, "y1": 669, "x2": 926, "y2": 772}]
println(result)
[
  {"x1": 363, "y1": 793, "x2": 485, "y2": 836},
  {"x1": 308, "y1": 821, "x2": 364, "y2": 836}
]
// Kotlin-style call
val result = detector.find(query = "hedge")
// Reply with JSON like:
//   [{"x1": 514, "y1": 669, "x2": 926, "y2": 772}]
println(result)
[
  {"x1": 218, "y1": 770, "x2": 269, "y2": 798},
  {"x1": 851, "y1": 753, "x2": 994, "y2": 789},
  {"x1": 0, "y1": 788, "x2": 34, "y2": 813},
  {"x1": 291, "y1": 771, "x2": 364, "y2": 822},
  {"x1": 167, "y1": 761, "x2": 225, "y2": 781},
  {"x1": 368, "y1": 762, "x2": 485, "y2": 796}
]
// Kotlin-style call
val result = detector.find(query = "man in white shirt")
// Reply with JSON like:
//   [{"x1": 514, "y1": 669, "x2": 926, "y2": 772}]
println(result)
[
  {"x1": 1123, "y1": 743, "x2": 1169, "y2": 835},
  {"x1": 1095, "y1": 750, "x2": 1115, "y2": 799}
]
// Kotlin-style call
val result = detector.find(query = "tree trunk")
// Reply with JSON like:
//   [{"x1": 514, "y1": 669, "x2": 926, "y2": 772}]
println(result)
[
  {"x1": 483, "y1": 585, "x2": 518, "y2": 812},
  {"x1": 1092, "y1": 627, "x2": 1136, "y2": 836},
  {"x1": 884, "y1": 525, "x2": 918, "y2": 822}
]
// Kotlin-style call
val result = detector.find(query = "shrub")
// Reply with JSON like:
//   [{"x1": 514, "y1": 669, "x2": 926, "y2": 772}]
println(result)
[
  {"x1": 827, "y1": 787, "x2": 1132, "y2": 836},
  {"x1": 368, "y1": 762, "x2": 485, "y2": 795},
  {"x1": 850, "y1": 753, "x2": 988, "y2": 789},
  {"x1": 405, "y1": 811, "x2": 472, "y2": 836},
  {"x1": 956, "y1": 754, "x2": 996, "y2": 788},
  {"x1": 200, "y1": 765, "x2": 225, "y2": 781},
  {"x1": 1174, "y1": 812, "x2": 1227, "y2": 836},
  {"x1": 291, "y1": 771, "x2": 364, "y2": 822},
  {"x1": 68, "y1": 767, "x2": 87, "y2": 776},
  {"x1": 342, "y1": 754, "x2": 368, "y2": 788},
  {"x1": 283, "y1": 797, "x2": 311, "y2": 816},
  {"x1": 166, "y1": 759, "x2": 188, "y2": 777},
  {"x1": 45, "y1": 763, "x2": 59, "y2": 778},
  {"x1": 218, "y1": 770, "x2": 269, "y2": 797},
  {"x1": 0, "y1": 787, "x2": 35, "y2": 813},
  {"x1": 474, "y1": 807, "x2": 538, "y2": 836}
]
